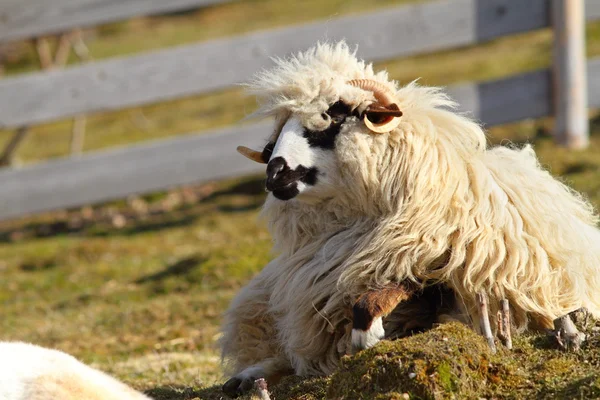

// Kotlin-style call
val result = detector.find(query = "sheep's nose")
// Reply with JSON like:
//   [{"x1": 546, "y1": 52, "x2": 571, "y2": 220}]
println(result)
[{"x1": 266, "y1": 157, "x2": 287, "y2": 190}]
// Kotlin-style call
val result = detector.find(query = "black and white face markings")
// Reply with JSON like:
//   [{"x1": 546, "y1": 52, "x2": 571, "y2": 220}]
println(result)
[
  {"x1": 303, "y1": 101, "x2": 354, "y2": 149},
  {"x1": 264, "y1": 101, "x2": 355, "y2": 201}
]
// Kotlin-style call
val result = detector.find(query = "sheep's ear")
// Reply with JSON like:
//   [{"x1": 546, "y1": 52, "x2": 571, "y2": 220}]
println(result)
[
  {"x1": 363, "y1": 103, "x2": 403, "y2": 123},
  {"x1": 361, "y1": 103, "x2": 403, "y2": 133},
  {"x1": 237, "y1": 146, "x2": 268, "y2": 164}
]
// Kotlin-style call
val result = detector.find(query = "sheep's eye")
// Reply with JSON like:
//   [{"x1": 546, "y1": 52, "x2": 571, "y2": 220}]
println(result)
[
  {"x1": 325, "y1": 101, "x2": 352, "y2": 125},
  {"x1": 330, "y1": 114, "x2": 345, "y2": 124}
]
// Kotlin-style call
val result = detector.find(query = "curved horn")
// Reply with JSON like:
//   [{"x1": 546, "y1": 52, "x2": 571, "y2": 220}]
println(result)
[
  {"x1": 237, "y1": 145, "x2": 267, "y2": 164},
  {"x1": 347, "y1": 79, "x2": 403, "y2": 133}
]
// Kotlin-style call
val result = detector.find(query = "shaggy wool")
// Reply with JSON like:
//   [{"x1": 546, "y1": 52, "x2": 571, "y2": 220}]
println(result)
[
  {"x1": 221, "y1": 42, "x2": 600, "y2": 378},
  {"x1": 0, "y1": 342, "x2": 151, "y2": 400}
]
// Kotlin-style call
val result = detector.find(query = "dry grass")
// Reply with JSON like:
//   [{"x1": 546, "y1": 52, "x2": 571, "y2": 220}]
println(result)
[{"x1": 0, "y1": 177, "x2": 271, "y2": 395}]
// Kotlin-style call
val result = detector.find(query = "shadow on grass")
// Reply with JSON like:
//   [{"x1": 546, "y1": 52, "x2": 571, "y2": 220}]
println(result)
[
  {"x1": 145, "y1": 385, "x2": 225, "y2": 400},
  {"x1": 0, "y1": 178, "x2": 266, "y2": 243},
  {"x1": 590, "y1": 113, "x2": 600, "y2": 132},
  {"x1": 205, "y1": 178, "x2": 266, "y2": 199},
  {"x1": 52, "y1": 255, "x2": 207, "y2": 309},
  {"x1": 134, "y1": 256, "x2": 205, "y2": 284},
  {"x1": 530, "y1": 332, "x2": 558, "y2": 350},
  {"x1": 19, "y1": 258, "x2": 57, "y2": 272},
  {"x1": 53, "y1": 292, "x2": 99, "y2": 310},
  {"x1": 89, "y1": 213, "x2": 198, "y2": 238},
  {"x1": 562, "y1": 161, "x2": 600, "y2": 174}
]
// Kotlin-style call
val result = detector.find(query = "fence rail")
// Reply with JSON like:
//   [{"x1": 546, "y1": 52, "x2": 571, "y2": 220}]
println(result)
[
  {"x1": 0, "y1": 122, "x2": 268, "y2": 220},
  {"x1": 0, "y1": 0, "x2": 598, "y2": 220},
  {"x1": 587, "y1": 1, "x2": 600, "y2": 19},
  {"x1": 1, "y1": 59, "x2": 599, "y2": 221},
  {"x1": 0, "y1": 0, "x2": 576, "y2": 128},
  {"x1": 0, "y1": 0, "x2": 232, "y2": 43}
]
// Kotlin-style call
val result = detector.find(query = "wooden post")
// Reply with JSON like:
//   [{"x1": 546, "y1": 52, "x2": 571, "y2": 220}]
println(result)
[
  {"x1": 0, "y1": 127, "x2": 29, "y2": 166},
  {"x1": 70, "y1": 30, "x2": 91, "y2": 156},
  {"x1": 552, "y1": 0, "x2": 589, "y2": 149},
  {"x1": 70, "y1": 115, "x2": 86, "y2": 155},
  {"x1": 0, "y1": 34, "x2": 74, "y2": 168},
  {"x1": 34, "y1": 37, "x2": 54, "y2": 70}
]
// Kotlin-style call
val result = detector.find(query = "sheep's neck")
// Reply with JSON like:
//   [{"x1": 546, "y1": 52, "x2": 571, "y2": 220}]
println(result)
[{"x1": 263, "y1": 196, "x2": 374, "y2": 256}]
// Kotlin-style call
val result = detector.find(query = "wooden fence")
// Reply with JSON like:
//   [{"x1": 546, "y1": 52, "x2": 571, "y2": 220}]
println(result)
[{"x1": 0, "y1": 0, "x2": 599, "y2": 220}]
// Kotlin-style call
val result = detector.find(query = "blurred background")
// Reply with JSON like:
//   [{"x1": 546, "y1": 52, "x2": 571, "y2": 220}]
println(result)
[{"x1": 0, "y1": 0, "x2": 598, "y2": 398}]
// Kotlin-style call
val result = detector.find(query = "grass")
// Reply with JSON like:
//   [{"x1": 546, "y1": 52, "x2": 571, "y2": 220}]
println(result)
[
  {"x1": 0, "y1": 0, "x2": 600, "y2": 399},
  {"x1": 0, "y1": 177, "x2": 272, "y2": 392}
]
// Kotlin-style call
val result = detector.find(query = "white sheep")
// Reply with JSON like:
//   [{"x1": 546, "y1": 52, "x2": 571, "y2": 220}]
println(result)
[
  {"x1": 0, "y1": 341, "x2": 151, "y2": 400},
  {"x1": 221, "y1": 41, "x2": 600, "y2": 397}
]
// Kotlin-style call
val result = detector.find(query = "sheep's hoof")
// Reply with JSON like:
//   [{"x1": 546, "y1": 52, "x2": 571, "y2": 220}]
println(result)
[
  {"x1": 222, "y1": 376, "x2": 254, "y2": 398},
  {"x1": 552, "y1": 314, "x2": 586, "y2": 352},
  {"x1": 553, "y1": 329, "x2": 586, "y2": 351}
]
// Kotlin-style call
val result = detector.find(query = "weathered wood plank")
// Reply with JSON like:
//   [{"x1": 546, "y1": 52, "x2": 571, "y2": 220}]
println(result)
[
  {"x1": 448, "y1": 69, "x2": 551, "y2": 126},
  {"x1": 0, "y1": 0, "x2": 232, "y2": 43},
  {"x1": 6, "y1": 0, "x2": 600, "y2": 44},
  {"x1": 588, "y1": 57, "x2": 600, "y2": 107},
  {"x1": 3, "y1": 0, "x2": 600, "y2": 45},
  {"x1": 586, "y1": 0, "x2": 600, "y2": 20},
  {"x1": 553, "y1": 0, "x2": 589, "y2": 149},
  {"x1": 0, "y1": 0, "x2": 552, "y2": 128},
  {"x1": 0, "y1": 121, "x2": 271, "y2": 220},
  {"x1": 451, "y1": 58, "x2": 600, "y2": 126},
  {"x1": 7, "y1": 56, "x2": 600, "y2": 221}
]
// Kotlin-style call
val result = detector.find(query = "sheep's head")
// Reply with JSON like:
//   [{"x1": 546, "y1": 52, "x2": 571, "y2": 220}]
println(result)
[
  {"x1": 237, "y1": 42, "x2": 483, "y2": 208},
  {"x1": 238, "y1": 81, "x2": 402, "y2": 201},
  {"x1": 236, "y1": 42, "x2": 409, "y2": 203}
]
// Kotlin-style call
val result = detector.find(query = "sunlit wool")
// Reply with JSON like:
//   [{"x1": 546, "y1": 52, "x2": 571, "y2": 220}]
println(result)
[
  {"x1": 221, "y1": 42, "x2": 600, "y2": 378},
  {"x1": 0, "y1": 342, "x2": 151, "y2": 400}
]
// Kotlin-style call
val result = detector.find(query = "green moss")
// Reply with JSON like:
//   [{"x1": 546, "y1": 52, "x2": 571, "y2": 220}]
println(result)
[
  {"x1": 271, "y1": 375, "x2": 330, "y2": 400},
  {"x1": 247, "y1": 320, "x2": 600, "y2": 400},
  {"x1": 327, "y1": 323, "x2": 493, "y2": 400},
  {"x1": 436, "y1": 362, "x2": 457, "y2": 393}
]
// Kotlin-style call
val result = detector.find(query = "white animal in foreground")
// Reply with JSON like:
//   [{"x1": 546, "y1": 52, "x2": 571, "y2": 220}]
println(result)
[
  {"x1": 0, "y1": 342, "x2": 151, "y2": 400},
  {"x1": 220, "y1": 41, "x2": 600, "y2": 398}
]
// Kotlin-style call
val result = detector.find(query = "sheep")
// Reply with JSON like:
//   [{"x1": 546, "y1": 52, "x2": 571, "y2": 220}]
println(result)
[
  {"x1": 221, "y1": 41, "x2": 600, "y2": 397},
  {"x1": 0, "y1": 341, "x2": 152, "y2": 400}
]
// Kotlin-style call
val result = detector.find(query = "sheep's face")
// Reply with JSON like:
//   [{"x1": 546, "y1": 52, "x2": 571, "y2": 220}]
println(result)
[
  {"x1": 263, "y1": 101, "x2": 359, "y2": 201},
  {"x1": 239, "y1": 42, "x2": 487, "y2": 217},
  {"x1": 238, "y1": 42, "x2": 410, "y2": 204}
]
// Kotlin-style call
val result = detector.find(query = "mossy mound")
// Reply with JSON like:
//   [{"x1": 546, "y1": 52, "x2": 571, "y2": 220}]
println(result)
[
  {"x1": 327, "y1": 322, "x2": 498, "y2": 399},
  {"x1": 195, "y1": 320, "x2": 600, "y2": 399},
  {"x1": 270, "y1": 375, "x2": 331, "y2": 400},
  {"x1": 273, "y1": 320, "x2": 600, "y2": 399}
]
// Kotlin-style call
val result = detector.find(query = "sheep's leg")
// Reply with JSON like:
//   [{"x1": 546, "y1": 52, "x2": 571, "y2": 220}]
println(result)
[
  {"x1": 477, "y1": 292, "x2": 497, "y2": 353},
  {"x1": 552, "y1": 313, "x2": 586, "y2": 352},
  {"x1": 221, "y1": 276, "x2": 292, "y2": 398},
  {"x1": 352, "y1": 282, "x2": 415, "y2": 352},
  {"x1": 497, "y1": 298, "x2": 512, "y2": 350},
  {"x1": 222, "y1": 358, "x2": 290, "y2": 398}
]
